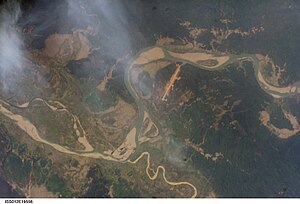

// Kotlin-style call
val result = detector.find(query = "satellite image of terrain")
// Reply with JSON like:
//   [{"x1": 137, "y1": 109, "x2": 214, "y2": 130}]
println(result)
[{"x1": 0, "y1": 0, "x2": 300, "y2": 198}]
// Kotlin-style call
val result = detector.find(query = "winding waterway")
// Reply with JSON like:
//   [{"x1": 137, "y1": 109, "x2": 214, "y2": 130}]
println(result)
[{"x1": 0, "y1": 46, "x2": 299, "y2": 197}]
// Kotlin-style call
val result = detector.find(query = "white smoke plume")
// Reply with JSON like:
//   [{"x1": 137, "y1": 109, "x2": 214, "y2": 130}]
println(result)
[
  {"x1": 0, "y1": 1, "x2": 23, "y2": 91},
  {"x1": 66, "y1": 0, "x2": 141, "y2": 58}
]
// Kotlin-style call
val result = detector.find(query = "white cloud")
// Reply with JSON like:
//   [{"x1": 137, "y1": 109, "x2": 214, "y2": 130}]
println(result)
[{"x1": 0, "y1": 1, "x2": 23, "y2": 91}]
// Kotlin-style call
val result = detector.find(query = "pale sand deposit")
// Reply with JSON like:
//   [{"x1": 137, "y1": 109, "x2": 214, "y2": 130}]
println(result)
[
  {"x1": 110, "y1": 127, "x2": 137, "y2": 161},
  {"x1": 259, "y1": 110, "x2": 300, "y2": 139},
  {"x1": 44, "y1": 31, "x2": 90, "y2": 61},
  {"x1": 44, "y1": 33, "x2": 72, "y2": 58},
  {"x1": 167, "y1": 50, "x2": 229, "y2": 68},
  {"x1": 27, "y1": 185, "x2": 57, "y2": 198},
  {"x1": 75, "y1": 32, "x2": 91, "y2": 60},
  {"x1": 133, "y1": 47, "x2": 165, "y2": 65},
  {"x1": 257, "y1": 70, "x2": 291, "y2": 93}
]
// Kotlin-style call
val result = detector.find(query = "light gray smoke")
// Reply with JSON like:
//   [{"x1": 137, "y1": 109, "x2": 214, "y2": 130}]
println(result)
[
  {"x1": 0, "y1": 1, "x2": 23, "y2": 91},
  {"x1": 66, "y1": 0, "x2": 141, "y2": 58}
]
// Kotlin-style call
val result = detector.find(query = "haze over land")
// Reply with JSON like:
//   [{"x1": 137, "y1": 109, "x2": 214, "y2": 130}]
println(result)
[{"x1": 0, "y1": 0, "x2": 300, "y2": 198}]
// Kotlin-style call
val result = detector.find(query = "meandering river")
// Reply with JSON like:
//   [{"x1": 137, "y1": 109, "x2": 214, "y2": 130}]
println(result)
[{"x1": 0, "y1": 46, "x2": 299, "y2": 197}]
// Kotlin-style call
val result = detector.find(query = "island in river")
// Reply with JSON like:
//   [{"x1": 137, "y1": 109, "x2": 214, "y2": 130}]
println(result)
[{"x1": 0, "y1": 0, "x2": 300, "y2": 198}]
